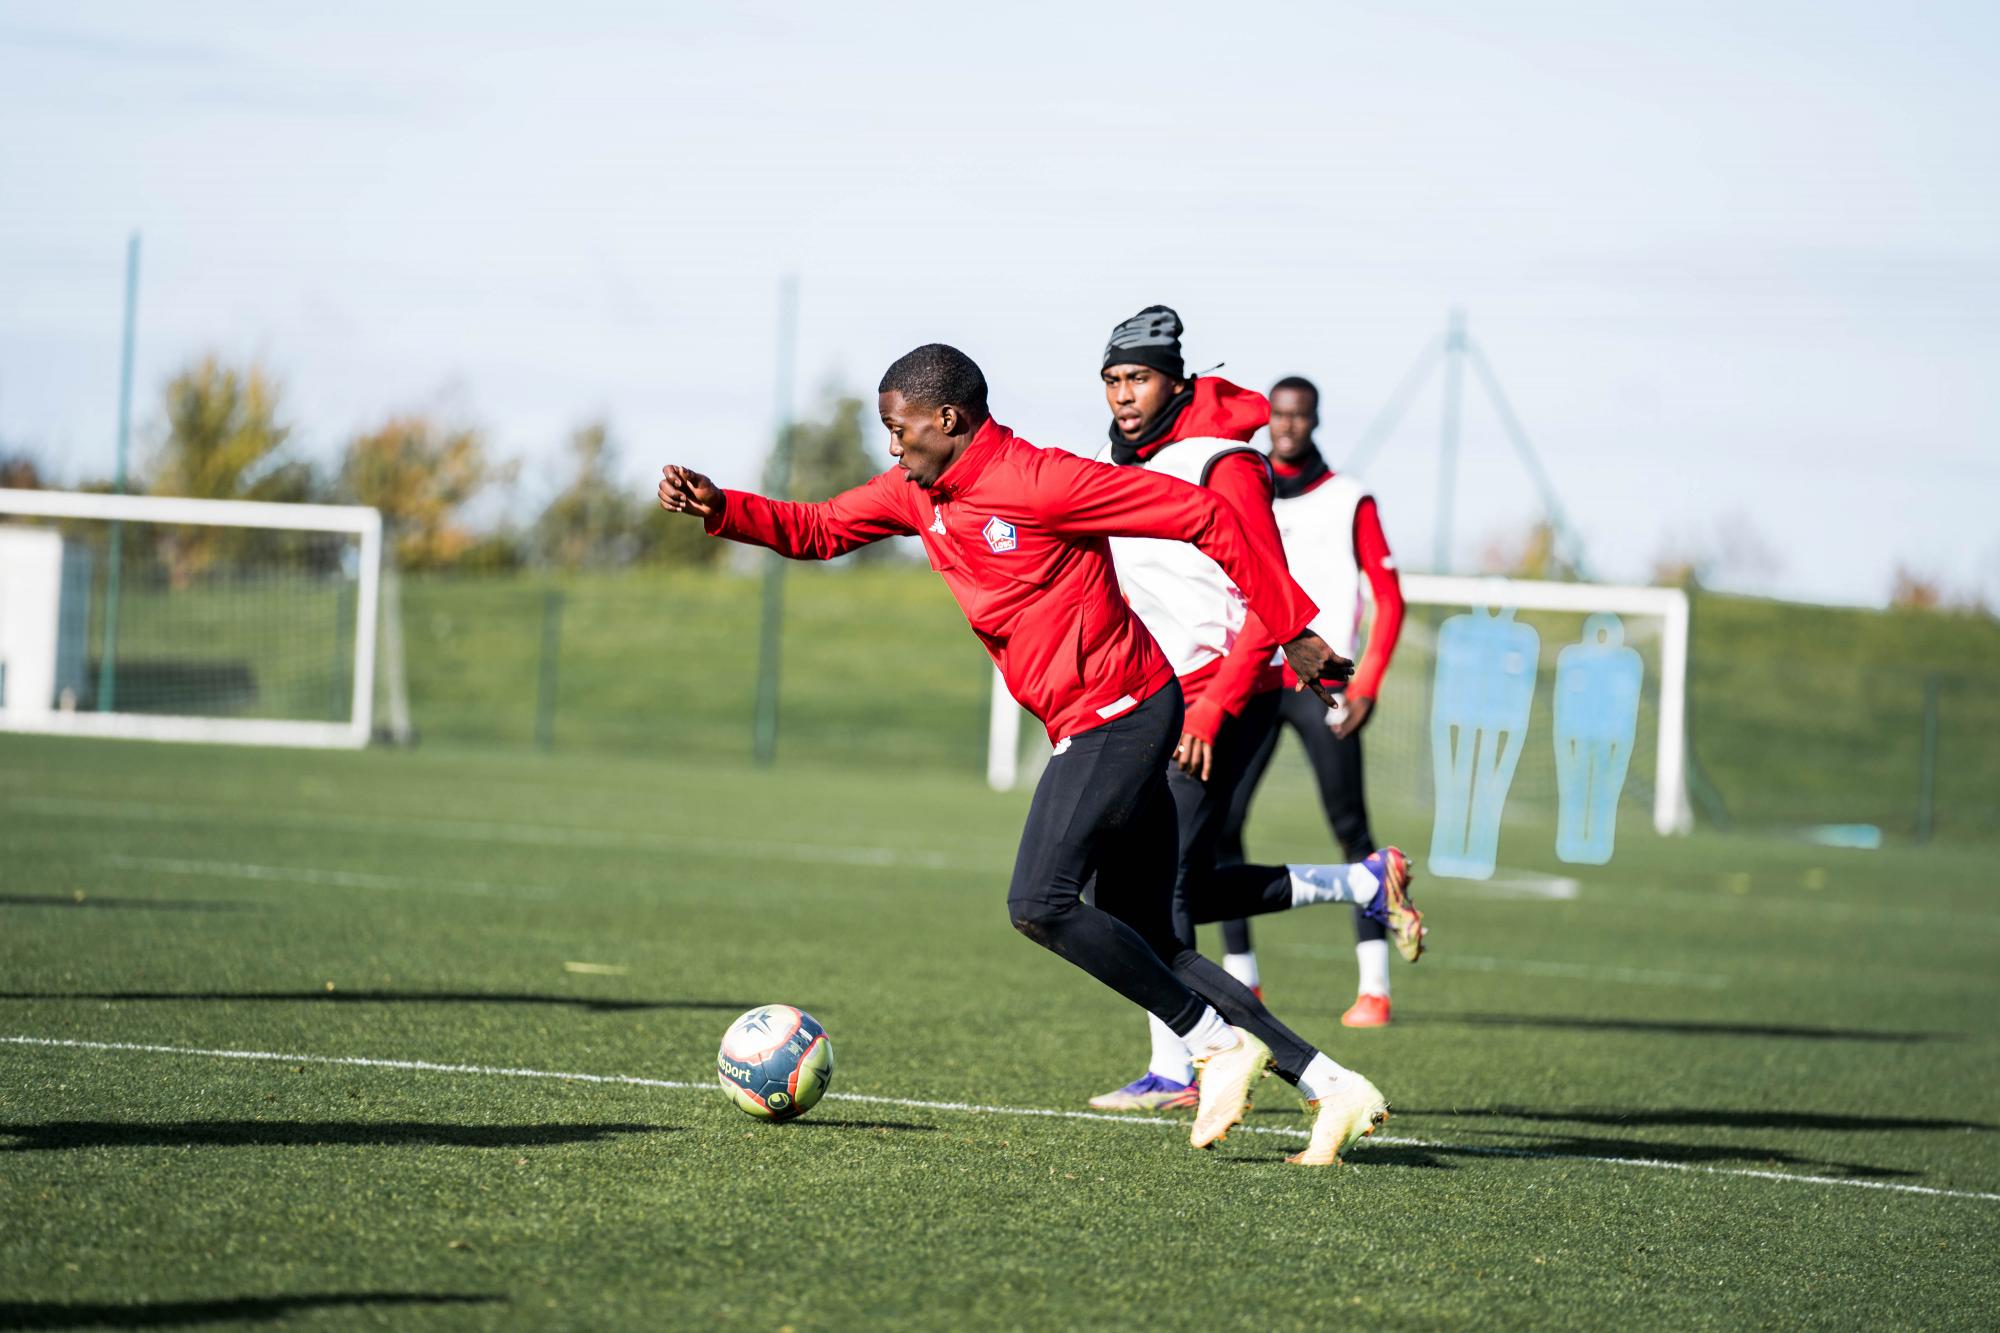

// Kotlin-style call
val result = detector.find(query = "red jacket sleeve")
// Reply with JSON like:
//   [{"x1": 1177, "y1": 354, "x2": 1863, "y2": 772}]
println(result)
[
  {"x1": 1183, "y1": 452, "x2": 1286, "y2": 743},
  {"x1": 706, "y1": 469, "x2": 916, "y2": 559},
  {"x1": 1348, "y1": 496, "x2": 1403, "y2": 701},
  {"x1": 1031, "y1": 448, "x2": 1318, "y2": 646}
]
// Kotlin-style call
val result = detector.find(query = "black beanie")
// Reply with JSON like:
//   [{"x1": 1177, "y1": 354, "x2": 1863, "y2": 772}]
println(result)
[{"x1": 1102, "y1": 304, "x2": 1185, "y2": 379}]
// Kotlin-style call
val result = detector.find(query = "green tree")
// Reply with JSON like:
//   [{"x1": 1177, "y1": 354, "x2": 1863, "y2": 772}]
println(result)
[
  {"x1": 1478, "y1": 519, "x2": 1578, "y2": 582},
  {"x1": 533, "y1": 419, "x2": 719, "y2": 570},
  {"x1": 0, "y1": 451, "x2": 45, "y2": 489},
  {"x1": 147, "y1": 357, "x2": 312, "y2": 503},
  {"x1": 770, "y1": 391, "x2": 893, "y2": 563},
  {"x1": 339, "y1": 414, "x2": 515, "y2": 570},
  {"x1": 145, "y1": 357, "x2": 317, "y2": 584},
  {"x1": 784, "y1": 392, "x2": 877, "y2": 502},
  {"x1": 1648, "y1": 511, "x2": 1781, "y2": 591},
  {"x1": 533, "y1": 420, "x2": 644, "y2": 570}
]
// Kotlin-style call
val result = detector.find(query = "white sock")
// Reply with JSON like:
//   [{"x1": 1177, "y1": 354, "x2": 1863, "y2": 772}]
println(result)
[
  {"x1": 1288, "y1": 861, "x2": 1381, "y2": 908},
  {"x1": 1356, "y1": 938, "x2": 1391, "y2": 998},
  {"x1": 1146, "y1": 1013, "x2": 1193, "y2": 1084},
  {"x1": 1295, "y1": 1051, "x2": 1352, "y2": 1104},
  {"x1": 1222, "y1": 951, "x2": 1260, "y2": 990},
  {"x1": 1181, "y1": 1005, "x2": 1237, "y2": 1060}
]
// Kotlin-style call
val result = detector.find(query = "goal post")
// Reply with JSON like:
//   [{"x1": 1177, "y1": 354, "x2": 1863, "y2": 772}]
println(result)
[
  {"x1": 984, "y1": 573, "x2": 1693, "y2": 839},
  {"x1": 0, "y1": 487, "x2": 382, "y2": 749}
]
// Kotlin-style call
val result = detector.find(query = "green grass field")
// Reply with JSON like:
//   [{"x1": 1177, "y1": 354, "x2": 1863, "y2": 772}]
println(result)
[{"x1": 3, "y1": 731, "x2": 1996, "y2": 1329}]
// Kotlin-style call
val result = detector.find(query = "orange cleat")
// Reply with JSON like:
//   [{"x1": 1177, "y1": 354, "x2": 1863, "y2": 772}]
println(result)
[{"x1": 1340, "y1": 993, "x2": 1392, "y2": 1028}]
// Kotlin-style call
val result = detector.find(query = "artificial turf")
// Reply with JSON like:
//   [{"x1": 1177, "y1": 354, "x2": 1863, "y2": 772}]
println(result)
[{"x1": 2, "y1": 733, "x2": 1996, "y2": 1330}]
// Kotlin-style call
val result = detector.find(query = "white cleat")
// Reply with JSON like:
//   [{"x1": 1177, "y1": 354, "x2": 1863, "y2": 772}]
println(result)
[
  {"x1": 1287, "y1": 1072, "x2": 1389, "y2": 1166},
  {"x1": 1189, "y1": 1028, "x2": 1273, "y2": 1149}
]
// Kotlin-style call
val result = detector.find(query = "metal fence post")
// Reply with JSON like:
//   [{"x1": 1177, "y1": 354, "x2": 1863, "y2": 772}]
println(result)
[
  {"x1": 535, "y1": 588, "x2": 565, "y2": 751},
  {"x1": 1916, "y1": 672, "x2": 1939, "y2": 843},
  {"x1": 97, "y1": 233, "x2": 141, "y2": 713}
]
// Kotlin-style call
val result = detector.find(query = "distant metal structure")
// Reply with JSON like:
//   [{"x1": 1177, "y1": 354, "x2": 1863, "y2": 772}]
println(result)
[
  {"x1": 96, "y1": 232, "x2": 141, "y2": 712},
  {"x1": 751, "y1": 275, "x2": 799, "y2": 766},
  {"x1": 1344, "y1": 308, "x2": 1589, "y2": 579}
]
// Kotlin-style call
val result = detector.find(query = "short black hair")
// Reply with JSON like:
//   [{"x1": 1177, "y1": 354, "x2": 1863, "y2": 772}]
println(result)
[
  {"x1": 879, "y1": 343, "x2": 989, "y2": 421},
  {"x1": 1270, "y1": 375, "x2": 1319, "y2": 406}
]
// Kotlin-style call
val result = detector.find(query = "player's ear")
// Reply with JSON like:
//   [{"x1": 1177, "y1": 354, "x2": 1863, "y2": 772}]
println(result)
[{"x1": 937, "y1": 404, "x2": 960, "y2": 436}]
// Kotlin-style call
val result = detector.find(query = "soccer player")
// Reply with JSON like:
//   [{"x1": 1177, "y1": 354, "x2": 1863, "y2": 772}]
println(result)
[
  {"x1": 1083, "y1": 307, "x2": 1422, "y2": 1114},
  {"x1": 659, "y1": 343, "x2": 1388, "y2": 1163},
  {"x1": 1217, "y1": 374, "x2": 1414, "y2": 1027}
]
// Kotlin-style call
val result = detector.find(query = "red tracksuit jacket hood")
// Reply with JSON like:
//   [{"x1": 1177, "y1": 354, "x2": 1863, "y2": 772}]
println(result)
[{"x1": 1134, "y1": 377, "x2": 1270, "y2": 460}]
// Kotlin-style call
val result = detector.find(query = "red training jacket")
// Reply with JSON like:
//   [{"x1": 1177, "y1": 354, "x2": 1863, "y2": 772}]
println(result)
[{"x1": 706, "y1": 417, "x2": 1320, "y2": 744}]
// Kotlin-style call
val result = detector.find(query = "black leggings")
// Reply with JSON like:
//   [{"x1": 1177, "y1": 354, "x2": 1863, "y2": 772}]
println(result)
[
  {"x1": 1215, "y1": 685, "x2": 1382, "y2": 953},
  {"x1": 1007, "y1": 682, "x2": 1318, "y2": 1083}
]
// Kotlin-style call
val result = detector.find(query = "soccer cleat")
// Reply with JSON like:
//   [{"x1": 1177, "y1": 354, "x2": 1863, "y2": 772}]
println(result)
[
  {"x1": 1363, "y1": 846, "x2": 1425, "y2": 963},
  {"x1": 1087, "y1": 1072, "x2": 1199, "y2": 1112},
  {"x1": 1287, "y1": 1072, "x2": 1390, "y2": 1166},
  {"x1": 1341, "y1": 992, "x2": 1392, "y2": 1027},
  {"x1": 1189, "y1": 1028, "x2": 1273, "y2": 1149}
]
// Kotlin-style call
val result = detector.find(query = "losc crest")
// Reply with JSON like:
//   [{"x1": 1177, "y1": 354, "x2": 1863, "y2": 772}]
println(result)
[{"x1": 981, "y1": 516, "x2": 1017, "y2": 553}]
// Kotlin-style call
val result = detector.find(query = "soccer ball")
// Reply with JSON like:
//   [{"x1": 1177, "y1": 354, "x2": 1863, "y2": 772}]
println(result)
[{"x1": 716, "y1": 1004, "x2": 834, "y2": 1122}]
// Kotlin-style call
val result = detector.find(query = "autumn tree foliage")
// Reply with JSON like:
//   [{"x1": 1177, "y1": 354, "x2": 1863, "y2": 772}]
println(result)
[{"x1": 339, "y1": 414, "x2": 515, "y2": 570}]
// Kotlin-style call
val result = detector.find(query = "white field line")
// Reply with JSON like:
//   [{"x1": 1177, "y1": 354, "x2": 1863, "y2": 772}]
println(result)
[
  {"x1": 4, "y1": 1034, "x2": 1994, "y2": 1205},
  {"x1": 1408, "y1": 867, "x2": 1581, "y2": 901},
  {"x1": 100, "y1": 855, "x2": 562, "y2": 901},
  {"x1": 1469, "y1": 873, "x2": 1581, "y2": 901},
  {"x1": 10, "y1": 794, "x2": 979, "y2": 872},
  {"x1": 1275, "y1": 942, "x2": 1728, "y2": 990}
]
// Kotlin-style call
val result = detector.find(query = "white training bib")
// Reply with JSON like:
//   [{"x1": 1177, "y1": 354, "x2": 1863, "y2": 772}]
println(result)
[
  {"x1": 1095, "y1": 436, "x2": 1268, "y2": 678},
  {"x1": 1273, "y1": 472, "x2": 1368, "y2": 660}
]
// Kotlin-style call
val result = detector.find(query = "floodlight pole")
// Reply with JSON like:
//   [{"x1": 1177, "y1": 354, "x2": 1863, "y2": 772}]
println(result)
[
  {"x1": 97, "y1": 231, "x2": 140, "y2": 713},
  {"x1": 751, "y1": 275, "x2": 799, "y2": 766},
  {"x1": 1433, "y1": 306, "x2": 1466, "y2": 576}
]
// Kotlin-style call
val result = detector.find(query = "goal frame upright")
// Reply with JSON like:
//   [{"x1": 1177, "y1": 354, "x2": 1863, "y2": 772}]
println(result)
[{"x1": 0, "y1": 487, "x2": 383, "y2": 750}]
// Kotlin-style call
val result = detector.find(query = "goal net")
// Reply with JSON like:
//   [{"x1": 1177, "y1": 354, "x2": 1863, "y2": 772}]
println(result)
[
  {"x1": 986, "y1": 573, "x2": 1691, "y2": 839},
  {"x1": 0, "y1": 488, "x2": 382, "y2": 748}
]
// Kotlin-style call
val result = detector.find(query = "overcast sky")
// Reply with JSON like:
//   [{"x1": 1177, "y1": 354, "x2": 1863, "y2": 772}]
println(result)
[{"x1": 3, "y1": 1, "x2": 1995, "y2": 605}]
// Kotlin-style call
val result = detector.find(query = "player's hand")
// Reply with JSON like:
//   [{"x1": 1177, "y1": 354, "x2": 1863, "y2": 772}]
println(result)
[
  {"x1": 1173, "y1": 732, "x2": 1214, "y2": 782},
  {"x1": 658, "y1": 464, "x2": 722, "y2": 518},
  {"x1": 1331, "y1": 693, "x2": 1374, "y2": 740},
  {"x1": 1282, "y1": 630, "x2": 1354, "y2": 709}
]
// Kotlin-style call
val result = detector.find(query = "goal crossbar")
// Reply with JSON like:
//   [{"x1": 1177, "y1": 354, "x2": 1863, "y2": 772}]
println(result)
[{"x1": 0, "y1": 487, "x2": 380, "y2": 536}]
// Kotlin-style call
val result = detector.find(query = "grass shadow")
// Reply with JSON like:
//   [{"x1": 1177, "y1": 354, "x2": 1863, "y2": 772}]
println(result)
[
  {"x1": 0, "y1": 990, "x2": 752, "y2": 1014},
  {"x1": 0, "y1": 1293, "x2": 502, "y2": 1328},
  {"x1": 1400, "y1": 1128, "x2": 1921, "y2": 1179},
  {"x1": 1221, "y1": 1144, "x2": 1459, "y2": 1169},
  {"x1": 0, "y1": 1120, "x2": 673, "y2": 1152},
  {"x1": 1413, "y1": 1012, "x2": 1955, "y2": 1043},
  {"x1": 0, "y1": 895, "x2": 246, "y2": 913},
  {"x1": 1401, "y1": 1105, "x2": 1995, "y2": 1133},
  {"x1": 787, "y1": 1118, "x2": 937, "y2": 1133}
]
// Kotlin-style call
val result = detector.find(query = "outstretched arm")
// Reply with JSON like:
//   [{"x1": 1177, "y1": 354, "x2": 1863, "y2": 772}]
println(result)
[
  {"x1": 1033, "y1": 450, "x2": 1350, "y2": 702},
  {"x1": 658, "y1": 464, "x2": 915, "y2": 560}
]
